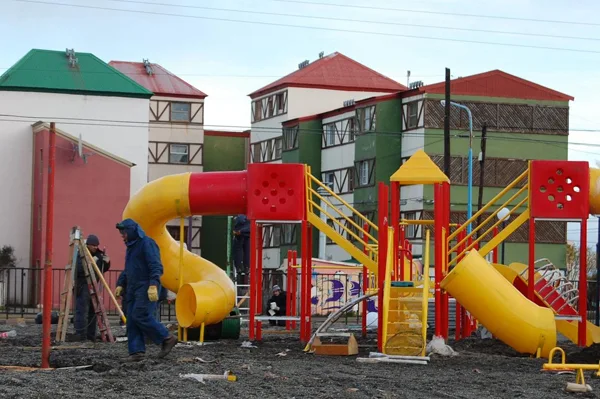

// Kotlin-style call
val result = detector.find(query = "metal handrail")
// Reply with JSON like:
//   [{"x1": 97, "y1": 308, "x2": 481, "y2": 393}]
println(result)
[{"x1": 447, "y1": 168, "x2": 529, "y2": 242}]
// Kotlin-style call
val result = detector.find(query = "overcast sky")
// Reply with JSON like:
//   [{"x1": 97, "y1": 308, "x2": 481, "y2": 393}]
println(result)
[{"x1": 2, "y1": 0, "x2": 599, "y2": 244}]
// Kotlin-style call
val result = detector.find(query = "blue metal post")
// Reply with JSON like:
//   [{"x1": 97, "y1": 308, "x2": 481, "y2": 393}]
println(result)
[{"x1": 441, "y1": 100, "x2": 474, "y2": 234}]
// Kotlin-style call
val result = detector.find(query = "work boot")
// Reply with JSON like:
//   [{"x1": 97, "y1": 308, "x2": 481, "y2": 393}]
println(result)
[
  {"x1": 157, "y1": 335, "x2": 178, "y2": 359},
  {"x1": 124, "y1": 353, "x2": 145, "y2": 362}
]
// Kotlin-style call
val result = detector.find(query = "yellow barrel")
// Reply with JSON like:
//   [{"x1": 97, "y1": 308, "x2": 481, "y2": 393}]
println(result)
[{"x1": 441, "y1": 250, "x2": 556, "y2": 357}]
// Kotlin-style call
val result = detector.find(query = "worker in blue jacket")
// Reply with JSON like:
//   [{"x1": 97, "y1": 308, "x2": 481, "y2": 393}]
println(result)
[
  {"x1": 232, "y1": 214, "x2": 251, "y2": 284},
  {"x1": 114, "y1": 218, "x2": 177, "y2": 361},
  {"x1": 116, "y1": 270, "x2": 168, "y2": 325}
]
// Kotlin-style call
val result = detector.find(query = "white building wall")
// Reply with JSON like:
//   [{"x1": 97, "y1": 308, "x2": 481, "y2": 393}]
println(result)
[
  {"x1": 287, "y1": 88, "x2": 390, "y2": 117},
  {"x1": 0, "y1": 91, "x2": 148, "y2": 268}
]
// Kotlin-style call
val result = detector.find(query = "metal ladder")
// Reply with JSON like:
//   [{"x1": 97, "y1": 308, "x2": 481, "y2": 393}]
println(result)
[{"x1": 519, "y1": 258, "x2": 580, "y2": 320}]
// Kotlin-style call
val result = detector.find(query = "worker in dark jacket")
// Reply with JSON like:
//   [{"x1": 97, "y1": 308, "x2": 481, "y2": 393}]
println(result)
[
  {"x1": 114, "y1": 219, "x2": 177, "y2": 361},
  {"x1": 232, "y1": 214, "x2": 250, "y2": 284},
  {"x1": 266, "y1": 285, "x2": 287, "y2": 326},
  {"x1": 74, "y1": 234, "x2": 111, "y2": 341}
]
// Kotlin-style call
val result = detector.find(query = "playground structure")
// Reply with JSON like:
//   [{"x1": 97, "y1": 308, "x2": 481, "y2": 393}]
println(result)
[{"x1": 111, "y1": 148, "x2": 600, "y2": 358}]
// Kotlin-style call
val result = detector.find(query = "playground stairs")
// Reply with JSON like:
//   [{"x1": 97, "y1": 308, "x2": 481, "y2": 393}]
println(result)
[
  {"x1": 447, "y1": 168, "x2": 531, "y2": 265},
  {"x1": 305, "y1": 170, "x2": 378, "y2": 274},
  {"x1": 515, "y1": 259, "x2": 581, "y2": 321}
]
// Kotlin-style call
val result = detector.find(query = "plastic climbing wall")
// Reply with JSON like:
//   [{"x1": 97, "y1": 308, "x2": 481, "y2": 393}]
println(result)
[
  {"x1": 529, "y1": 160, "x2": 590, "y2": 219},
  {"x1": 246, "y1": 163, "x2": 306, "y2": 221}
]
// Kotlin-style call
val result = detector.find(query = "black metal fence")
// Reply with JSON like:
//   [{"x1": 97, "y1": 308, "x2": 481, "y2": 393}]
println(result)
[{"x1": 4, "y1": 266, "x2": 597, "y2": 328}]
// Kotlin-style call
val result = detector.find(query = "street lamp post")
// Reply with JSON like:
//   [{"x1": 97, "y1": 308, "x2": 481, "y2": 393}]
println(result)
[
  {"x1": 440, "y1": 100, "x2": 474, "y2": 234},
  {"x1": 497, "y1": 207, "x2": 511, "y2": 264}
]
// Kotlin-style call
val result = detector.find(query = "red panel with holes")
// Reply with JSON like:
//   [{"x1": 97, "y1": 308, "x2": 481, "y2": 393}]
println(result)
[
  {"x1": 529, "y1": 160, "x2": 589, "y2": 219},
  {"x1": 247, "y1": 163, "x2": 306, "y2": 221}
]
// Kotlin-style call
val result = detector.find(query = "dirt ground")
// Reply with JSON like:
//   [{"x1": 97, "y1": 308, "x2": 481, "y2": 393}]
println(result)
[{"x1": 1, "y1": 323, "x2": 599, "y2": 398}]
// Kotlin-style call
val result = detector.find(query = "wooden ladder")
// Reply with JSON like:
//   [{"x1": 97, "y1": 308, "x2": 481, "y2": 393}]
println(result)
[{"x1": 56, "y1": 227, "x2": 114, "y2": 343}]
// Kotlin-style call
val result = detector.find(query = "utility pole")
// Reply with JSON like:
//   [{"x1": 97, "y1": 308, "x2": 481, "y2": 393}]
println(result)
[
  {"x1": 476, "y1": 124, "x2": 488, "y2": 239},
  {"x1": 444, "y1": 68, "x2": 451, "y2": 179}
]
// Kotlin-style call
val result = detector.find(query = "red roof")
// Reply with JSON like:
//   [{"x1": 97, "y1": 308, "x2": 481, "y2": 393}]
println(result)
[
  {"x1": 417, "y1": 70, "x2": 573, "y2": 102},
  {"x1": 249, "y1": 52, "x2": 406, "y2": 99},
  {"x1": 109, "y1": 61, "x2": 207, "y2": 99}
]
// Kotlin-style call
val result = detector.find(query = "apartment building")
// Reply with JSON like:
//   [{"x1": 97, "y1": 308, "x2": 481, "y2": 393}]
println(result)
[
  {"x1": 255, "y1": 66, "x2": 574, "y2": 269},
  {"x1": 248, "y1": 52, "x2": 406, "y2": 268},
  {"x1": 110, "y1": 60, "x2": 208, "y2": 254}
]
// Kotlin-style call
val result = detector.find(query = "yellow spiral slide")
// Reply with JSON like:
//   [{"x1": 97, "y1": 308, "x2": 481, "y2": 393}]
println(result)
[{"x1": 122, "y1": 171, "x2": 248, "y2": 328}]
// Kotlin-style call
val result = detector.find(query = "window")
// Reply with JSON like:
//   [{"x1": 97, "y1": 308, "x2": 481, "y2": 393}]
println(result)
[
  {"x1": 282, "y1": 224, "x2": 296, "y2": 245},
  {"x1": 357, "y1": 106, "x2": 376, "y2": 133},
  {"x1": 166, "y1": 225, "x2": 189, "y2": 241},
  {"x1": 283, "y1": 126, "x2": 299, "y2": 151},
  {"x1": 348, "y1": 118, "x2": 356, "y2": 142},
  {"x1": 251, "y1": 90, "x2": 288, "y2": 122},
  {"x1": 253, "y1": 101, "x2": 262, "y2": 122},
  {"x1": 408, "y1": 102, "x2": 419, "y2": 128},
  {"x1": 252, "y1": 143, "x2": 261, "y2": 163},
  {"x1": 325, "y1": 124, "x2": 336, "y2": 146},
  {"x1": 276, "y1": 93, "x2": 285, "y2": 114},
  {"x1": 274, "y1": 137, "x2": 282, "y2": 159},
  {"x1": 171, "y1": 102, "x2": 191, "y2": 122},
  {"x1": 169, "y1": 144, "x2": 189, "y2": 164},
  {"x1": 359, "y1": 161, "x2": 369, "y2": 186},
  {"x1": 324, "y1": 172, "x2": 335, "y2": 190}
]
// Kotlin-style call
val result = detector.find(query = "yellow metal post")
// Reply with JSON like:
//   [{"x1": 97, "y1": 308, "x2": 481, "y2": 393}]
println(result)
[
  {"x1": 178, "y1": 217, "x2": 186, "y2": 342},
  {"x1": 200, "y1": 322, "x2": 205, "y2": 344},
  {"x1": 421, "y1": 229, "x2": 431, "y2": 356}
]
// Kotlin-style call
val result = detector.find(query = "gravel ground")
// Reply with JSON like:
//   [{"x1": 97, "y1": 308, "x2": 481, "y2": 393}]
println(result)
[{"x1": 0, "y1": 324, "x2": 599, "y2": 398}]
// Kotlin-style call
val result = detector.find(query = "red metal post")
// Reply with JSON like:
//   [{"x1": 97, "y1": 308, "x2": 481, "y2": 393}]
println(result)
[
  {"x1": 377, "y1": 183, "x2": 389, "y2": 352},
  {"x1": 433, "y1": 183, "x2": 442, "y2": 338},
  {"x1": 300, "y1": 221, "x2": 310, "y2": 343},
  {"x1": 362, "y1": 223, "x2": 369, "y2": 338},
  {"x1": 41, "y1": 122, "x2": 56, "y2": 369},
  {"x1": 528, "y1": 217, "x2": 535, "y2": 300},
  {"x1": 578, "y1": 218, "x2": 588, "y2": 347},
  {"x1": 492, "y1": 226, "x2": 499, "y2": 264},
  {"x1": 256, "y1": 224, "x2": 263, "y2": 341},
  {"x1": 248, "y1": 220, "x2": 257, "y2": 341},
  {"x1": 391, "y1": 182, "x2": 400, "y2": 281},
  {"x1": 286, "y1": 250, "x2": 292, "y2": 330}
]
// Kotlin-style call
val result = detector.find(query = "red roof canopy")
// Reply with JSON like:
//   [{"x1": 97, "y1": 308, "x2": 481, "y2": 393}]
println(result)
[
  {"x1": 418, "y1": 70, "x2": 573, "y2": 102},
  {"x1": 249, "y1": 52, "x2": 406, "y2": 99},
  {"x1": 109, "y1": 61, "x2": 207, "y2": 99}
]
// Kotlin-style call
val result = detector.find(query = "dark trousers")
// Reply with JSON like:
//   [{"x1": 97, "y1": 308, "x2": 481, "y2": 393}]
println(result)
[
  {"x1": 74, "y1": 282, "x2": 97, "y2": 339},
  {"x1": 233, "y1": 235, "x2": 250, "y2": 282},
  {"x1": 126, "y1": 288, "x2": 170, "y2": 355}
]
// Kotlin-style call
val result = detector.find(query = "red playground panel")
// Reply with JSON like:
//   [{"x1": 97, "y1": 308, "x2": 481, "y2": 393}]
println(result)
[
  {"x1": 529, "y1": 160, "x2": 589, "y2": 219},
  {"x1": 247, "y1": 163, "x2": 306, "y2": 221}
]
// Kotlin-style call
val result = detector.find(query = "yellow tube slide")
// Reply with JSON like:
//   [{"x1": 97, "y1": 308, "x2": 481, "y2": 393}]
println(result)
[
  {"x1": 122, "y1": 173, "x2": 235, "y2": 328},
  {"x1": 440, "y1": 250, "x2": 556, "y2": 357}
]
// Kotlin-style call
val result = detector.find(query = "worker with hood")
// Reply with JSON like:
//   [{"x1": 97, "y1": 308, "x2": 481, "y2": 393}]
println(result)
[{"x1": 114, "y1": 218, "x2": 177, "y2": 361}]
